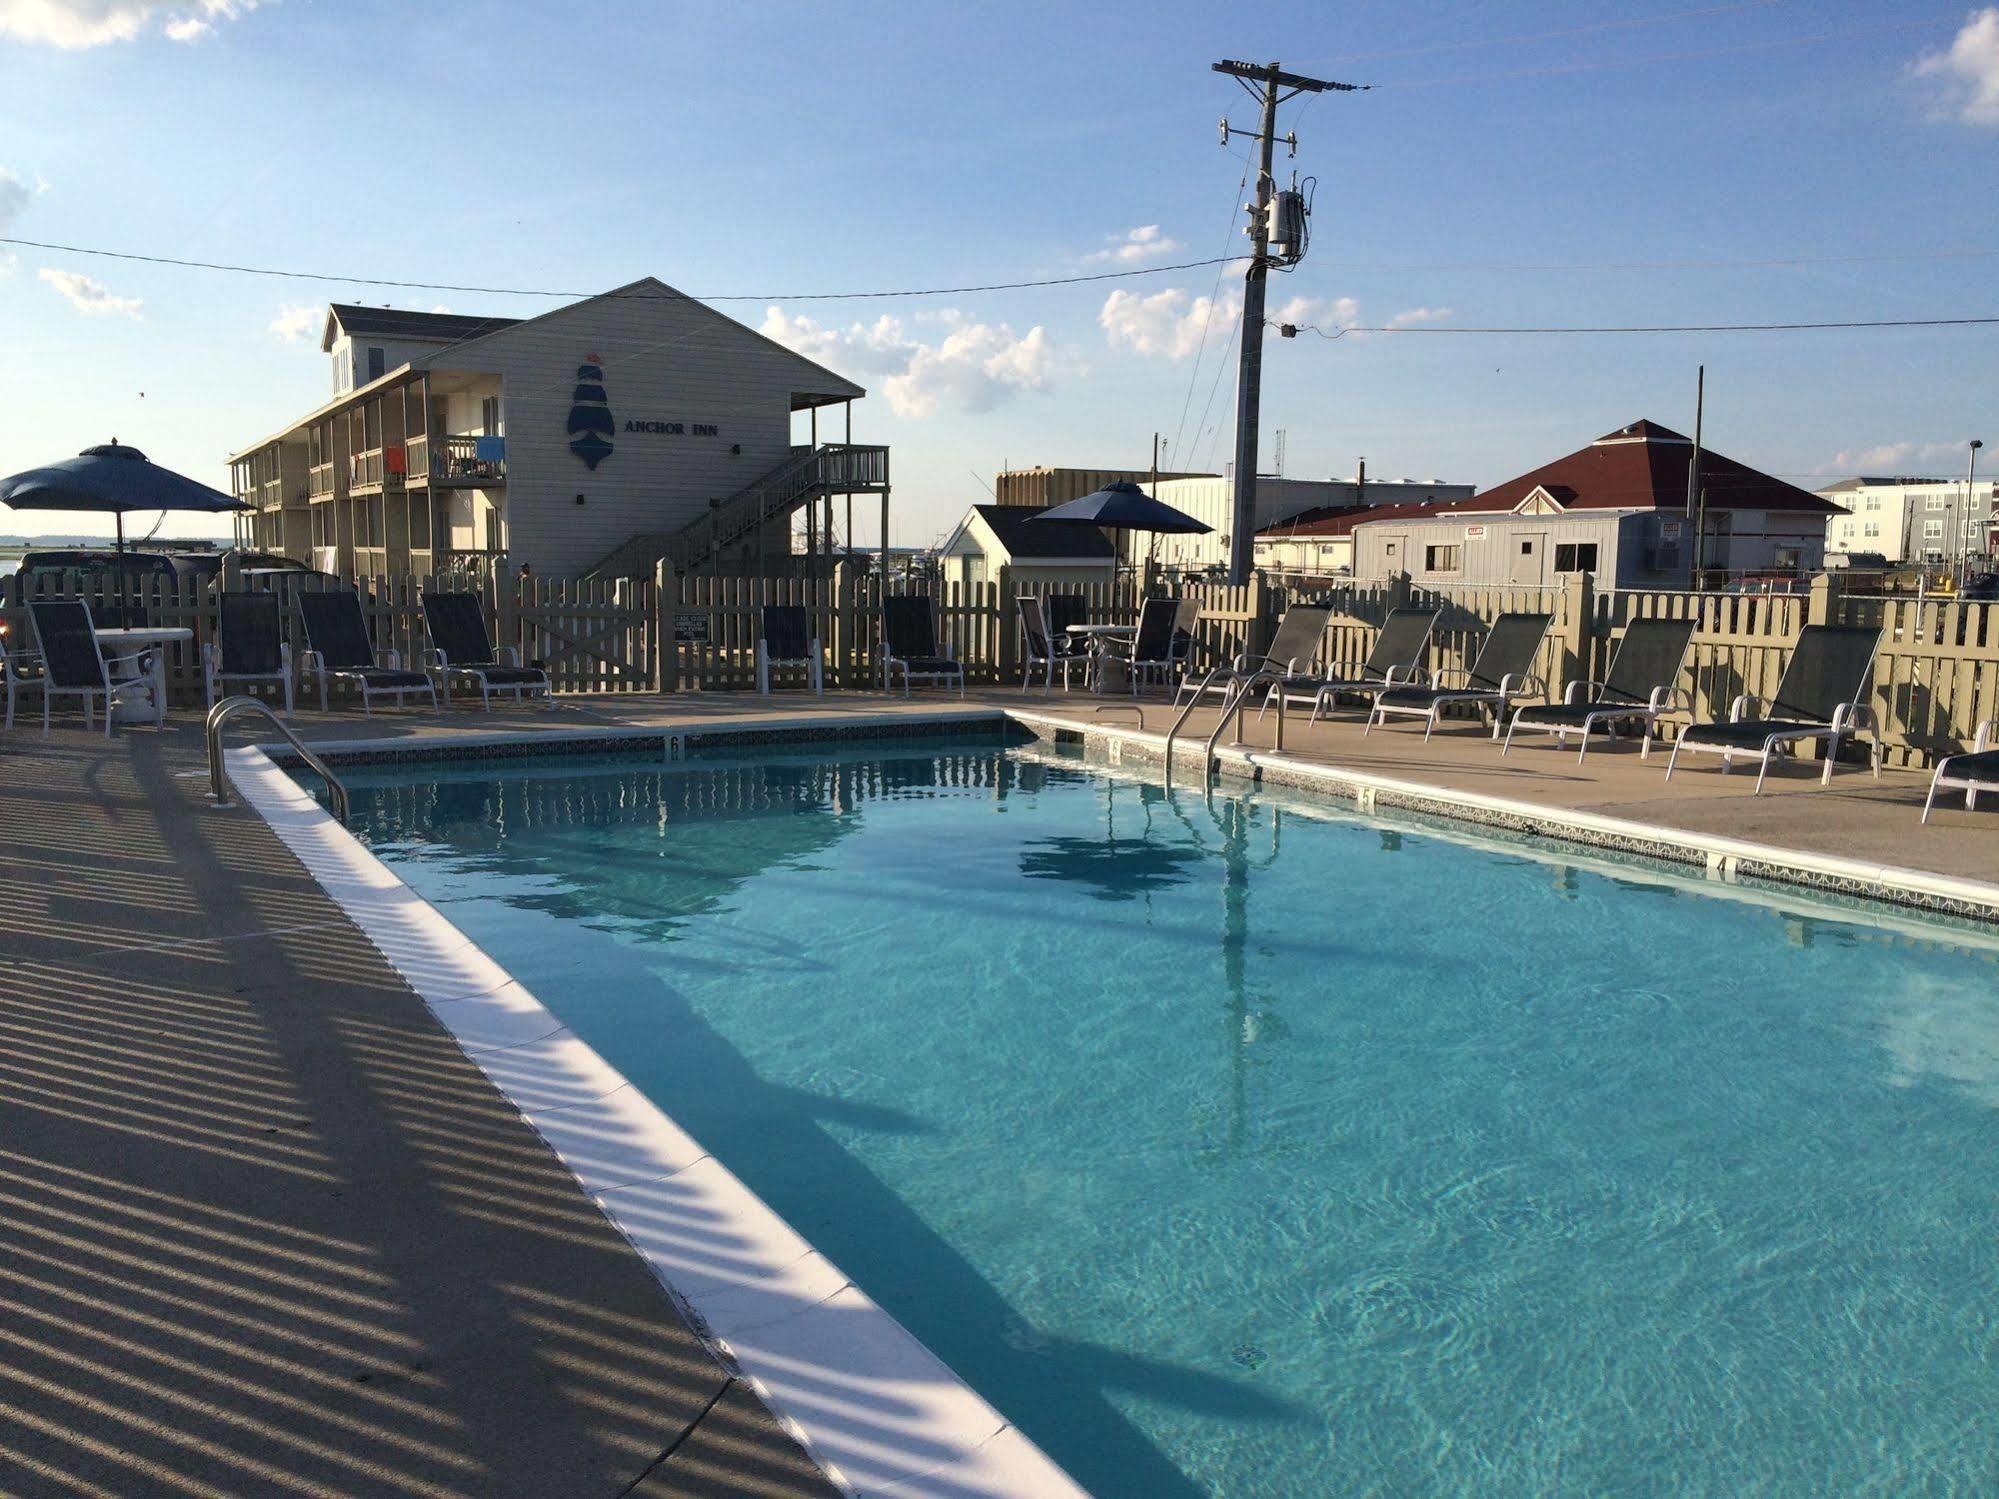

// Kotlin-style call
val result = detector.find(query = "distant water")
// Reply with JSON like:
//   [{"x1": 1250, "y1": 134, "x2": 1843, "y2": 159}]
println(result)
[{"x1": 340, "y1": 739, "x2": 1999, "y2": 1498}]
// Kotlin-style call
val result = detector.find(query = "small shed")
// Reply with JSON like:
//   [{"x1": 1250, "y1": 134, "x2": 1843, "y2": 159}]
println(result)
[{"x1": 937, "y1": 503, "x2": 1116, "y2": 592}]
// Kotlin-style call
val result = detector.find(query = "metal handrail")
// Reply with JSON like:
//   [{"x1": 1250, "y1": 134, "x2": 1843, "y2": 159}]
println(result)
[
  {"x1": 1201, "y1": 669, "x2": 1286, "y2": 782},
  {"x1": 206, "y1": 696, "x2": 351, "y2": 823},
  {"x1": 1162, "y1": 662, "x2": 1235, "y2": 785},
  {"x1": 1091, "y1": 704, "x2": 1145, "y2": 727}
]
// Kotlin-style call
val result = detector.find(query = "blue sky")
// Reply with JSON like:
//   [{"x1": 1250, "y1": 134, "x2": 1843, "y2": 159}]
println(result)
[{"x1": 2, "y1": 0, "x2": 1996, "y2": 543}]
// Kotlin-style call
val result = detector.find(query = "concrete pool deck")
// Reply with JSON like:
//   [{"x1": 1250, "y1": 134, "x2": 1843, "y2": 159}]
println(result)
[{"x1": 5, "y1": 683, "x2": 1998, "y2": 1495}]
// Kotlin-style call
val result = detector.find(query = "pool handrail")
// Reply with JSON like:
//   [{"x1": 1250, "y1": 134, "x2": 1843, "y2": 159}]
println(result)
[{"x1": 207, "y1": 695, "x2": 350, "y2": 823}]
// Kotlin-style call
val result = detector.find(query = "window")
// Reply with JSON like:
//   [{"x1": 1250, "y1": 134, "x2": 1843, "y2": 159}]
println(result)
[
  {"x1": 1864, "y1": 521, "x2": 1880, "y2": 537},
  {"x1": 1554, "y1": 542, "x2": 1599, "y2": 572},
  {"x1": 1774, "y1": 547, "x2": 1802, "y2": 571},
  {"x1": 481, "y1": 396, "x2": 501, "y2": 436},
  {"x1": 1924, "y1": 520, "x2": 1944, "y2": 540},
  {"x1": 1864, "y1": 495, "x2": 1880, "y2": 511},
  {"x1": 1928, "y1": 495, "x2": 1949, "y2": 511},
  {"x1": 1425, "y1": 544, "x2": 1461, "y2": 572}
]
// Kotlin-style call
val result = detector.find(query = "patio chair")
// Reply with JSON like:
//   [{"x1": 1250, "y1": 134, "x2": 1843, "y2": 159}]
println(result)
[
  {"x1": 28, "y1": 599, "x2": 162, "y2": 736},
  {"x1": 1663, "y1": 623, "x2": 1882, "y2": 793},
  {"x1": 1, "y1": 625, "x2": 45, "y2": 731},
  {"x1": 1104, "y1": 596, "x2": 1199, "y2": 697},
  {"x1": 1173, "y1": 603, "x2": 1333, "y2": 711},
  {"x1": 881, "y1": 595, "x2": 965, "y2": 696},
  {"x1": 1923, "y1": 719, "x2": 1999, "y2": 823},
  {"x1": 1502, "y1": 615, "x2": 1697, "y2": 762},
  {"x1": 1254, "y1": 605, "x2": 1439, "y2": 722},
  {"x1": 1367, "y1": 612, "x2": 1553, "y2": 740},
  {"x1": 203, "y1": 591, "x2": 294, "y2": 716},
  {"x1": 1017, "y1": 594, "x2": 1090, "y2": 693},
  {"x1": 299, "y1": 589, "x2": 438, "y2": 714},
  {"x1": 420, "y1": 590, "x2": 552, "y2": 709},
  {"x1": 1045, "y1": 593, "x2": 1087, "y2": 638},
  {"x1": 756, "y1": 604, "x2": 823, "y2": 695}
]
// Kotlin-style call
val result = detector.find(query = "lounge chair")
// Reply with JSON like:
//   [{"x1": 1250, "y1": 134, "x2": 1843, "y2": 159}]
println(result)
[
  {"x1": 1174, "y1": 603, "x2": 1334, "y2": 710},
  {"x1": 756, "y1": 604, "x2": 823, "y2": 695},
  {"x1": 1104, "y1": 596, "x2": 1199, "y2": 697},
  {"x1": 881, "y1": 595, "x2": 965, "y2": 695},
  {"x1": 420, "y1": 591, "x2": 552, "y2": 709},
  {"x1": 1017, "y1": 594, "x2": 1090, "y2": 693},
  {"x1": 28, "y1": 599, "x2": 162, "y2": 736},
  {"x1": 1663, "y1": 622, "x2": 1882, "y2": 793},
  {"x1": 1, "y1": 626, "x2": 45, "y2": 731},
  {"x1": 1045, "y1": 593, "x2": 1087, "y2": 639},
  {"x1": 203, "y1": 591, "x2": 294, "y2": 716},
  {"x1": 1502, "y1": 615, "x2": 1697, "y2": 761},
  {"x1": 1367, "y1": 612, "x2": 1553, "y2": 740},
  {"x1": 1253, "y1": 605, "x2": 1438, "y2": 722},
  {"x1": 299, "y1": 589, "x2": 438, "y2": 714},
  {"x1": 1924, "y1": 720, "x2": 1999, "y2": 823}
]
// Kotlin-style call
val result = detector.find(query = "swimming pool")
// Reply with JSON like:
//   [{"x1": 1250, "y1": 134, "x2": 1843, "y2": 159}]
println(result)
[{"x1": 337, "y1": 734, "x2": 1999, "y2": 1496}]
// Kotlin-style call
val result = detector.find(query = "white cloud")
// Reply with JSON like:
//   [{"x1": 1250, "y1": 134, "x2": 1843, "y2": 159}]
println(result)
[
  {"x1": 267, "y1": 301, "x2": 320, "y2": 342},
  {"x1": 1910, "y1": 8, "x2": 1999, "y2": 125},
  {"x1": 1828, "y1": 440, "x2": 1972, "y2": 473},
  {"x1": 0, "y1": 0, "x2": 261, "y2": 47},
  {"x1": 39, "y1": 266, "x2": 142, "y2": 317},
  {"x1": 1084, "y1": 224, "x2": 1184, "y2": 265},
  {"x1": 1385, "y1": 305, "x2": 1453, "y2": 331},
  {"x1": 760, "y1": 306, "x2": 1067, "y2": 418},
  {"x1": 0, "y1": 166, "x2": 33, "y2": 233},
  {"x1": 1099, "y1": 285, "x2": 1241, "y2": 359}
]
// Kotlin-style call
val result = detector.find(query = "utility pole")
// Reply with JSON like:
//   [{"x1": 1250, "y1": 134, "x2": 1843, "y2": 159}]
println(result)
[
  {"x1": 1686, "y1": 365, "x2": 1706, "y2": 588},
  {"x1": 1213, "y1": 58, "x2": 1362, "y2": 585}
]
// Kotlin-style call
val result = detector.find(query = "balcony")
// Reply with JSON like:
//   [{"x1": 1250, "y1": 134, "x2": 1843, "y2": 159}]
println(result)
[
  {"x1": 408, "y1": 432, "x2": 506, "y2": 487},
  {"x1": 348, "y1": 445, "x2": 406, "y2": 492},
  {"x1": 309, "y1": 460, "x2": 334, "y2": 498}
]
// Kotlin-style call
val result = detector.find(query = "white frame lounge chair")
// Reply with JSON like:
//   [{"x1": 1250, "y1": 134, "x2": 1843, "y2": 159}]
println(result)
[
  {"x1": 881, "y1": 595, "x2": 965, "y2": 696},
  {"x1": 1016, "y1": 594, "x2": 1090, "y2": 693},
  {"x1": 1, "y1": 626, "x2": 46, "y2": 730},
  {"x1": 1663, "y1": 623, "x2": 1882, "y2": 794},
  {"x1": 420, "y1": 591, "x2": 553, "y2": 710},
  {"x1": 1922, "y1": 719, "x2": 1999, "y2": 823},
  {"x1": 203, "y1": 590, "x2": 294, "y2": 717},
  {"x1": 29, "y1": 598, "x2": 163, "y2": 737},
  {"x1": 756, "y1": 604, "x2": 824, "y2": 695},
  {"x1": 1367, "y1": 612, "x2": 1553, "y2": 741},
  {"x1": 1502, "y1": 615, "x2": 1696, "y2": 763},
  {"x1": 299, "y1": 589, "x2": 439, "y2": 715}
]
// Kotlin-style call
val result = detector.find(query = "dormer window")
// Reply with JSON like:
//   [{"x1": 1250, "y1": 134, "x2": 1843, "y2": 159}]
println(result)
[{"x1": 367, "y1": 346, "x2": 386, "y2": 383}]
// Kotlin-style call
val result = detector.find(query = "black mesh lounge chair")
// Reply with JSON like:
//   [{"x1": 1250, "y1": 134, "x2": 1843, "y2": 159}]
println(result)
[
  {"x1": 1, "y1": 626, "x2": 46, "y2": 731},
  {"x1": 204, "y1": 591, "x2": 293, "y2": 716},
  {"x1": 420, "y1": 591, "x2": 552, "y2": 709},
  {"x1": 1254, "y1": 605, "x2": 1439, "y2": 722},
  {"x1": 1045, "y1": 593, "x2": 1087, "y2": 639},
  {"x1": 1367, "y1": 612, "x2": 1553, "y2": 741},
  {"x1": 1502, "y1": 615, "x2": 1697, "y2": 762},
  {"x1": 1103, "y1": 596, "x2": 1198, "y2": 697},
  {"x1": 1173, "y1": 604, "x2": 1333, "y2": 710},
  {"x1": 28, "y1": 599, "x2": 161, "y2": 736},
  {"x1": 881, "y1": 595, "x2": 964, "y2": 696},
  {"x1": 1017, "y1": 594, "x2": 1089, "y2": 693},
  {"x1": 1924, "y1": 719, "x2": 1999, "y2": 823},
  {"x1": 299, "y1": 589, "x2": 437, "y2": 714},
  {"x1": 756, "y1": 604, "x2": 822, "y2": 695},
  {"x1": 1664, "y1": 623, "x2": 1882, "y2": 793}
]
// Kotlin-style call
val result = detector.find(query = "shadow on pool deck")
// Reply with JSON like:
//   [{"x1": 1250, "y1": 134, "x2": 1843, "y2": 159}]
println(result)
[{"x1": 0, "y1": 732, "x2": 836, "y2": 1496}]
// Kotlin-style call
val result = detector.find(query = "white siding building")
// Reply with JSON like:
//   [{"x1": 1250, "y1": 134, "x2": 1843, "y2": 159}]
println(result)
[
  {"x1": 1819, "y1": 476, "x2": 1997, "y2": 566},
  {"x1": 229, "y1": 279, "x2": 887, "y2": 580},
  {"x1": 1136, "y1": 474, "x2": 1475, "y2": 572}
]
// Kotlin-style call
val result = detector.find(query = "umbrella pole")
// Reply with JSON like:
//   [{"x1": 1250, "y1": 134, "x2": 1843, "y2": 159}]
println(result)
[{"x1": 116, "y1": 510, "x2": 127, "y2": 621}]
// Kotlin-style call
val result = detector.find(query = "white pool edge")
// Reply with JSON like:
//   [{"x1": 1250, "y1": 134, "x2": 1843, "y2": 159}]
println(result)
[{"x1": 224, "y1": 739, "x2": 1087, "y2": 1499}]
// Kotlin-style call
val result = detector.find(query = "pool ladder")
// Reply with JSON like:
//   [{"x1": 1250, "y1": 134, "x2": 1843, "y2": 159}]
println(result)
[
  {"x1": 206, "y1": 696, "x2": 351, "y2": 824},
  {"x1": 1162, "y1": 667, "x2": 1287, "y2": 789}
]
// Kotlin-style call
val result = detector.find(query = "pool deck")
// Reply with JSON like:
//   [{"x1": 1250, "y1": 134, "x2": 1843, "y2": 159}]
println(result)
[{"x1": 5, "y1": 684, "x2": 1998, "y2": 1496}]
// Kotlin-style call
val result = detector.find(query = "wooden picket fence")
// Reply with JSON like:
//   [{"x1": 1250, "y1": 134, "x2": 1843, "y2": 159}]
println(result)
[{"x1": 7, "y1": 559, "x2": 1998, "y2": 767}]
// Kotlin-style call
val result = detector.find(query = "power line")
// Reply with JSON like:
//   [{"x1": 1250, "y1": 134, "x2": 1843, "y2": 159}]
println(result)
[
  {"x1": 0, "y1": 235, "x2": 1236, "y2": 303},
  {"x1": 1279, "y1": 315, "x2": 1999, "y2": 337}
]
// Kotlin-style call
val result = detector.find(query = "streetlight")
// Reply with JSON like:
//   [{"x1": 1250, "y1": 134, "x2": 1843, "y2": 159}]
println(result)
[{"x1": 1970, "y1": 440, "x2": 1986, "y2": 584}]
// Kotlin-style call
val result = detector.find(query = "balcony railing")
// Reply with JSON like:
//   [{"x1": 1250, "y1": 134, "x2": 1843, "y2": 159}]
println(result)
[
  {"x1": 348, "y1": 445, "x2": 406, "y2": 490},
  {"x1": 309, "y1": 460, "x2": 334, "y2": 498},
  {"x1": 409, "y1": 432, "x2": 506, "y2": 485}
]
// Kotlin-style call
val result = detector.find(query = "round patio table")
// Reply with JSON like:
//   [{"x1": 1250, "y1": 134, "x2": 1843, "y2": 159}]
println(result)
[
  {"x1": 94, "y1": 624, "x2": 188, "y2": 723},
  {"x1": 1065, "y1": 623, "x2": 1136, "y2": 691}
]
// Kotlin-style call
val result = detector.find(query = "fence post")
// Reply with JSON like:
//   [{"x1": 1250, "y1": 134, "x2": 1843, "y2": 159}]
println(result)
[
  {"x1": 1386, "y1": 570, "x2": 1412, "y2": 610},
  {"x1": 1245, "y1": 570, "x2": 1275, "y2": 659},
  {"x1": 1560, "y1": 570, "x2": 1593, "y2": 693},
  {"x1": 1806, "y1": 570, "x2": 1836, "y2": 628},
  {"x1": 995, "y1": 565, "x2": 1017, "y2": 683}
]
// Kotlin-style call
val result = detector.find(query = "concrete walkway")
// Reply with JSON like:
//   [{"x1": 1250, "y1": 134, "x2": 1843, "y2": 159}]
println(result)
[{"x1": 0, "y1": 725, "x2": 837, "y2": 1497}]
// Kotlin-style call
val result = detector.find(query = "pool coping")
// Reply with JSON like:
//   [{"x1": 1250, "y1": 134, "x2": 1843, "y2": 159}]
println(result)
[
  {"x1": 222, "y1": 726, "x2": 1084, "y2": 1499},
  {"x1": 1005, "y1": 709, "x2": 1999, "y2": 927}
]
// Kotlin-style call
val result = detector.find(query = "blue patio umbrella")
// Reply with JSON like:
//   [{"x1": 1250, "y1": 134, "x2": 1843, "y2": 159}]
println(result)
[
  {"x1": 1, "y1": 441, "x2": 247, "y2": 608},
  {"x1": 1027, "y1": 480, "x2": 1211, "y2": 569}
]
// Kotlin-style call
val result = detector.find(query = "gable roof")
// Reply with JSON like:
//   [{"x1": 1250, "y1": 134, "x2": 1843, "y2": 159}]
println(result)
[
  {"x1": 1259, "y1": 500, "x2": 1457, "y2": 538},
  {"x1": 321, "y1": 304, "x2": 523, "y2": 352},
  {"x1": 1448, "y1": 420, "x2": 1843, "y2": 517},
  {"x1": 971, "y1": 504, "x2": 1115, "y2": 560}
]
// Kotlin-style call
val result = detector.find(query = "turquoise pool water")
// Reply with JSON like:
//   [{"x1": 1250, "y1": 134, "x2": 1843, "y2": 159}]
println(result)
[{"x1": 338, "y1": 736, "x2": 1999, "y2": 1496}]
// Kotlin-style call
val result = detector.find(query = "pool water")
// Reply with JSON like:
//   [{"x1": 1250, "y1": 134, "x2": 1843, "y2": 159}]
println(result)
[{"x1": 339, "y1": 737, "x2": 1999, "y2": 1497}]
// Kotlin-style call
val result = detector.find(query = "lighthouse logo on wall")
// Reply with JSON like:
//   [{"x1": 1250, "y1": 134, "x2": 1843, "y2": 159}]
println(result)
[{"x1": 567, "y1": 355, "x2": 614, "y2": 470}]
